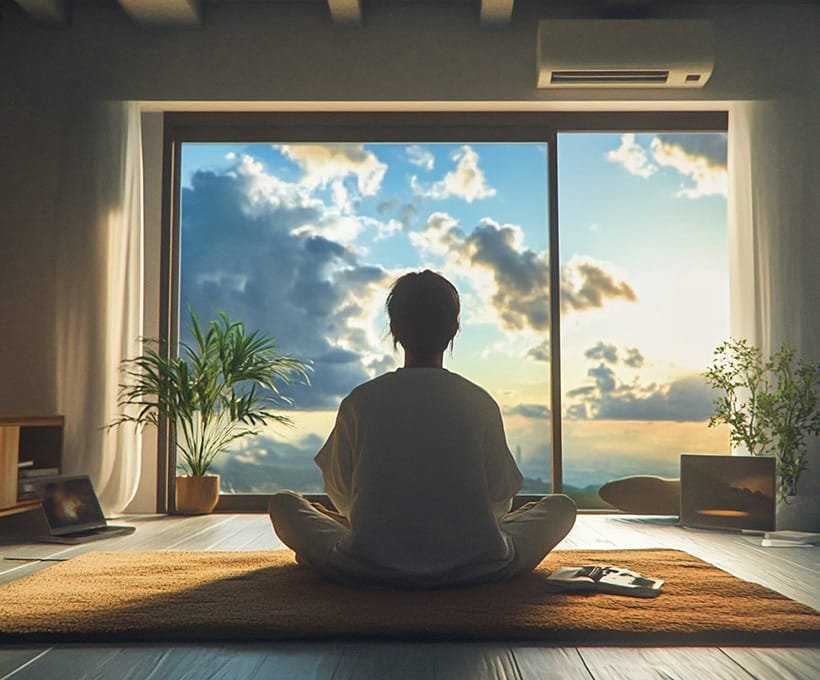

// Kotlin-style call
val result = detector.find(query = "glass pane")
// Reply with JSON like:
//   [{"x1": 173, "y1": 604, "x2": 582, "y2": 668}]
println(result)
[
  {"x1": 178, "y1": 142, "x2": 550, "y2": 494},
  {"x1": 558, "y1": 132, "x2": 730, "y2": 508}
]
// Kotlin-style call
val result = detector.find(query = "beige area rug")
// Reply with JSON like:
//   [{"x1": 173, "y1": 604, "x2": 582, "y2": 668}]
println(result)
[{"x1": 1, "y1": 549, "x2": 818, "y2": 644}]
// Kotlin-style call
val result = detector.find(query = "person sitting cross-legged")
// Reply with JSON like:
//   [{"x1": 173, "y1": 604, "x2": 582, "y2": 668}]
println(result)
[{"x1": 268, "y1": 270, "x2": 576, "y2": 589}]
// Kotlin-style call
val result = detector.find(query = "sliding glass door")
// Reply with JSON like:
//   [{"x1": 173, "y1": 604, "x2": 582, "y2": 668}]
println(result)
[
  {"x1": 162, "y1": 113, "x2": 727, "y2": 510},
  {"x1": 557, "y1": 132, "x2": 729, "y2": 506}
]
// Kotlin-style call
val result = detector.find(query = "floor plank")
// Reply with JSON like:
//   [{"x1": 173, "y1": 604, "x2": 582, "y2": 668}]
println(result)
[
  {"x1": 719, "y1": 647, "x2": 820, "y2": 680},
  {"x1": 0, "y1": 648, "x2": 50, "y2": 680},
  {"x1": 432, "y1": 644, "x2": 520, "y2": 680},
  {"x1": 577, "y1": 647, "x2": 754, "y2": 680},
  {"x1": 5, "y1": 644, "x2": 345, "y2": 680},
  {"x1": 326, "y1": 643, "x2": 522, "y2": 680},
  {"x1": 513, "y1": 646, "x2": 593, "y2": 679},
  {"x1": 329, "y1": 642, "x2": 438, "y2": 680}
]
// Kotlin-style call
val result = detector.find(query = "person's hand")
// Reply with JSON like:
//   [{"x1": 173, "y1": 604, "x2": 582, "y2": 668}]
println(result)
[
  {"x1": 505, "y1": 500, "x2": 539, "y2": 518},
  {"x1": 310, "y1": 501, "x2": 351, "y2": 528}
]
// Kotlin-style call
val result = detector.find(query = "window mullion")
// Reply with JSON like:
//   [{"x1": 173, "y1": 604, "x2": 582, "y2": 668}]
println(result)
[{"x1": 547, "y1": 129, "x2": 563, "y2": 494}]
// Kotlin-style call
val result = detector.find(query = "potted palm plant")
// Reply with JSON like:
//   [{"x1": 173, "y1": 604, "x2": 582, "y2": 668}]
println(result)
[
  {"x1": 111, "y1": 310, "x2": 310, "y2": 514},
  {"x1": 704, "y1": 338, "x2": 820, "y2": 530}
]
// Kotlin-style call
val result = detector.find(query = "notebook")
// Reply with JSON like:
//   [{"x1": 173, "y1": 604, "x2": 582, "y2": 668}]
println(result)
[
  {"x1": 24, "y1": 475, "x2": 136, "y2": 544},
  {"x1": 680, "y1": 454, "x2": 775, "y2": 532}
]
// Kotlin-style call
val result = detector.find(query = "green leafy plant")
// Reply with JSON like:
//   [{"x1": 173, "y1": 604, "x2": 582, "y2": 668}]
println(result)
[
  {"x1": 703, "y1": 338, "x2": 820, "y2": 499},
  {"x1": 111, "y1": 309, "x2": 311, "y2": 476}
]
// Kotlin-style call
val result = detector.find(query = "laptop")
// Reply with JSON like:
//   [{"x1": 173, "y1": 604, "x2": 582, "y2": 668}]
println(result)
[
  {"x1": 24, "y1": 474, "x2": 136, "y2": 544},
  {"x1": 680, "y1": 454, "x2": 775, "y2": 532}
]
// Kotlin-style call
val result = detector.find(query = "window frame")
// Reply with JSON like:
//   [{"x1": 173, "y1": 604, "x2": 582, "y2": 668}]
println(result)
[{"x1": 158, "y1": 111, "x2": 727, "y2": 513}]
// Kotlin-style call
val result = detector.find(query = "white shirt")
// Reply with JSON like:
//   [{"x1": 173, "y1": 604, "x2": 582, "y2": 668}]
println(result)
[{"x1": 314, "y1": 367, "x2": 523, "y2": 583}]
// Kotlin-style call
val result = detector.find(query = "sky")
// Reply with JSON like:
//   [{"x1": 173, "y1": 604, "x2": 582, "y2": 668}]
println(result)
[{"x1": 178, "y1": 131, "x2": 729, "y2": 496}]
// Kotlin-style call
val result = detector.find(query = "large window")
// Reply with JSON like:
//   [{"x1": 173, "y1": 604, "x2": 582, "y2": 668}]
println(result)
[
  {"x1": 558, "y1": 132, "x2": 730, "y2": 505},
  {"x1": 161, "y1": 113, "x2": 728, "y2": 511}
]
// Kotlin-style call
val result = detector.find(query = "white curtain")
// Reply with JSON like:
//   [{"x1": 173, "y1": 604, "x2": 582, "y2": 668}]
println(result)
[
  {"x1": 728, "y1": 98, "x2": 820, "y2": 504},
  {"x1": 56, "y1": 101, "x2": 144, "y2": 514}
]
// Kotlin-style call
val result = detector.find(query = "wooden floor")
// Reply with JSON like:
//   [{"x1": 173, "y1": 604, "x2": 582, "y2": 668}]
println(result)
[{"x1": 1, "y1": 514, "x2": 818, "y2": 679}]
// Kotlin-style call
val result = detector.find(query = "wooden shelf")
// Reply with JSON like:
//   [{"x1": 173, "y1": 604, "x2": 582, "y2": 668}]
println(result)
[
  {"x1": 0, "y1": 416, "x2": 63, "y2": 511},
  {"x1": 0, "y1": 415, "x2": 63, "y2": 427},
  {"x1": 0, "y1": 499, "x2": 41, "y2": 518}
]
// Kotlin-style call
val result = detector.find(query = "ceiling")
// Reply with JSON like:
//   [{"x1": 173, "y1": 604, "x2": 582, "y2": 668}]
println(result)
[{"x1": 7, "y1": 0, "x2": 804, "y2": 29}]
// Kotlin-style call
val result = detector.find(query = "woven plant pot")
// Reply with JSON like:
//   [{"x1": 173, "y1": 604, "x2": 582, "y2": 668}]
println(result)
[{"x1": 175, "y1": 475, "x2": 220, "y2": 515}]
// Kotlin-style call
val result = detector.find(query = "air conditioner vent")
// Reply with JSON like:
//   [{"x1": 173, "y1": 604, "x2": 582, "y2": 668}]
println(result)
[
  {"x1": 537, "y1": 20, "x2": 714, "y2": 89},
  {"x1": 551, "y1": 70, "x2": 670, "y2": 85}
]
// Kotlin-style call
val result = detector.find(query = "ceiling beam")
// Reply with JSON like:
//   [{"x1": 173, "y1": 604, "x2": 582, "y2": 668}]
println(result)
[
  {"x1": 480, "y1": 0, "x2": 514, "y2": 26},
  {"x1": 327, "y1": 0, "x2": 362, "y2": 27},
  {"x1": 117, "y1": 0, "x2": 203, "y2": 27},
  {"x1": 13, "y1": 0, "x2": 69, "y2": 26}
]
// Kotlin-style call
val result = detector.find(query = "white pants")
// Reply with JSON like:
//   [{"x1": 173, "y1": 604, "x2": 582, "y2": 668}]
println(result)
[{"x1": 268, "y1": 492, "x2": 576, "y2": 588}]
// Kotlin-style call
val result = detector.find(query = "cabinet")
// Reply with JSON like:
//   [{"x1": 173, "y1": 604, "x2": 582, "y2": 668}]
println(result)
[{"x1": 0, "y1": 415, "x2": 63, "y2": 514}]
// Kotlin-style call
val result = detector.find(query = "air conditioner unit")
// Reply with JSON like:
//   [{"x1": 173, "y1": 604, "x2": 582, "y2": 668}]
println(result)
[{"x1": 537, "y1": 19, "x2": 714, "y2": 88}]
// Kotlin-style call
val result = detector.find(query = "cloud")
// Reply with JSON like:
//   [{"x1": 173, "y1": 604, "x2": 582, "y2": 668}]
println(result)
[
  {"x1": 587, "y1": 364, "x2": 617, "y2": 393},
  {"x1": 605, "y1": 133, "x2": 728, "y2": 199},
  {"x1": 408, "y1": 211, "x2": 465, "y2": 257},
  {"x1": 526, "y1": 340, "x2": 550, "y2": 362},
  {"x1": 377, "y1": 196, "x2": 420, "y2": 229},
  {"x1": 276, "y1": 143, "x2": 387, "y2": 197},
  {"x1": 561, "y1": 256, "x2": 637, "y2": 312},
  {"x1": 606, "y1": 133, "x2": 657, "y2": 178},
  {"x1": 624, "y1": 347, "x2": 645, "y2": 368},
  {"x1": 505, "y1": 403, "x2": 550, "y2": 420},
  {"x1": 566, "y1": 367, "x2": 718, "y2": 422},
  {"x1": 413, "y1": 145, "x2": 496, "y2": 203},
  {"x1": 398, "y1": 202, "x2": 419, "y2": 227},
  {"x1": 228, "y1": 153, "x2": 390, "y2": 244},
  {"x1": 567, "y1": 344, "x2": 715, "y2": 422},
  {"x1": 567, "y1": 385, "x2": 597, "y2": 398},
  {"x1": 377, "y1": 197, "x2": 399, "y2": 214},
  {"x1": 408, "y1": 214, "x2": 548, "y2": 332},
  {"x1": 655, "y1": 133, "x2": 727, "y2": 167},
  {"x1": 465, "y1": 219, "x2": 549, "y2": 331},
  {"x1": 584, "y1": 341, "x2": 644, "y2": 368},
  {"x1": 209, "y1": 433, "x2": 326, "y2": 493},
  {"x1": 595, "y1": 375, "x2": 718, "y2": 422},
  {"x1": 650, "y1": 135, "x2": 728, "y2": 198},
  {"x1": 180, "y1": 155, "x2": 395, "y2": 409},
  {"x1": 374, "y1": 219, "x2": 403, "y2": 241},
  {"x1": 409, "y1": 214, "x2": 636, "y2": 339},
  {"x1": 565, "y1": 404, "x2": 588, "y2": 420},
  {"x1": 406, "y1": 144, "x2": 435, "y2": 170},
  {"x1": 585, "y1": 341, "x2": 618, "y2": 364}
]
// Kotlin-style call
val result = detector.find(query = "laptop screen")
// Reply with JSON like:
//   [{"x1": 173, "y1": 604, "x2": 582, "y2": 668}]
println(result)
[
  {"x1": 680, "y1": 454, "x2": 775, "y2": 531},
  {"x1": 28, "y1": 475, "x2": 107, "y2": 534}
]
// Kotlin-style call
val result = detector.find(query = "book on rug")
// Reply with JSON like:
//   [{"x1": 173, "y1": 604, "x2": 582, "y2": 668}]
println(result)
[
  {"x1": 544, "y1": 565, "x2": 664, "y2": 598},
  {"x1": 760, "y1": 530, "x2": 820, "y2": 548}
]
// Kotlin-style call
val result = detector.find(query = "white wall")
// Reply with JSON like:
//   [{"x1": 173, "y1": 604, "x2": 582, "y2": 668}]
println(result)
[{"x1": 1, "y1": 1, "x2": 817, "y2": 510}]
